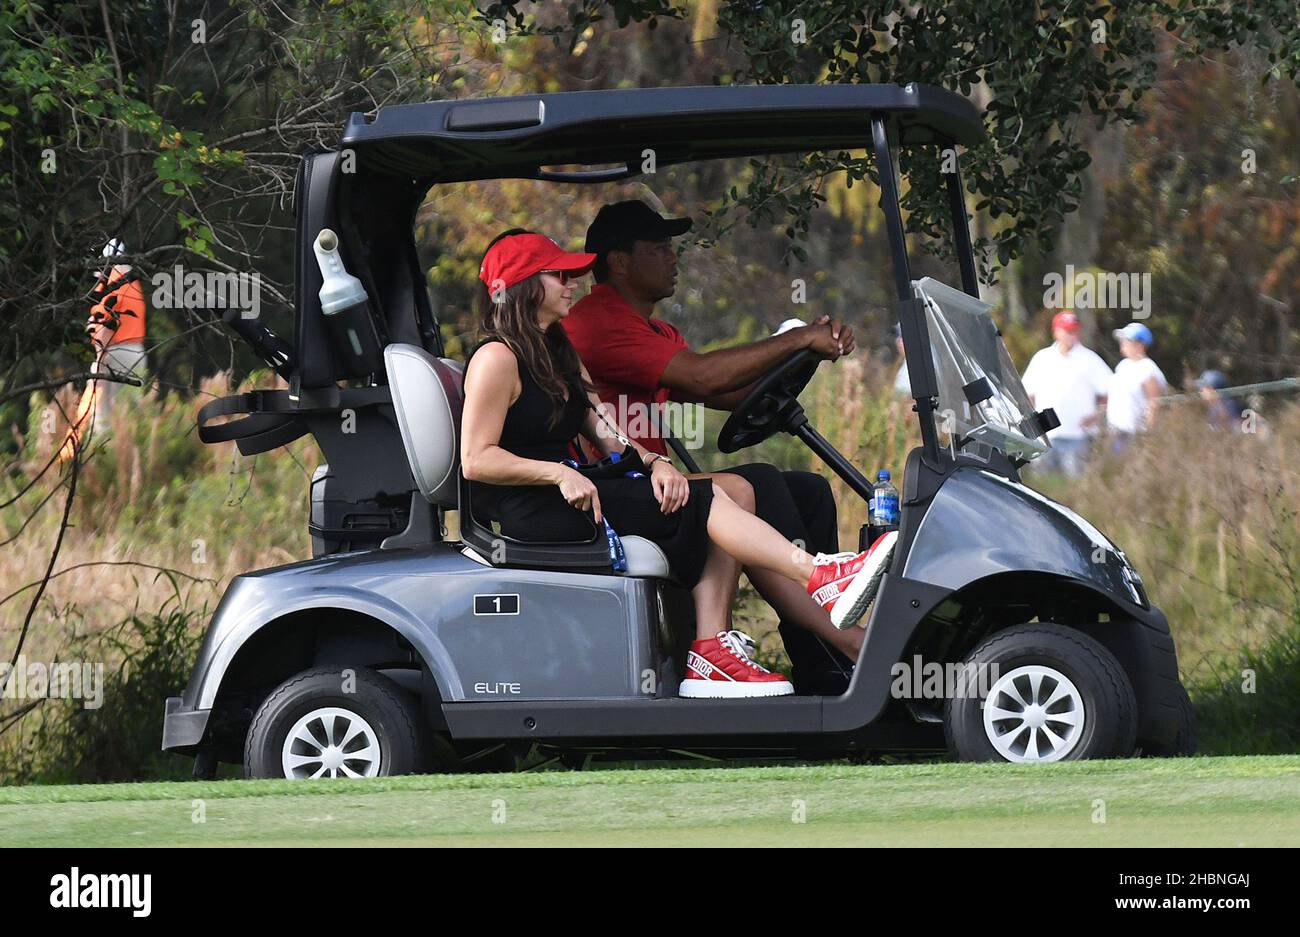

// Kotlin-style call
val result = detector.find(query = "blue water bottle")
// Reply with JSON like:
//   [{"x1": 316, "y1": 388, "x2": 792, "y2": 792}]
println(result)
[{"x1": 868, "y1": 469, "x2": 900, "y2": 543}]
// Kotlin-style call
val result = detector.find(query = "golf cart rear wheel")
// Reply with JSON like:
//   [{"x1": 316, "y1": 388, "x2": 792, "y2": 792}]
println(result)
[
  {"x1": 244, "y1": 666, "x2": 429, "y2": 779},
  {"x1": 944, "y1": 625, "x2": 1137, "y2": 763}
]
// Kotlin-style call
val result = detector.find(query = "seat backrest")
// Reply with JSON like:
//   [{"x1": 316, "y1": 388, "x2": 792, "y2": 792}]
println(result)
[{"x1": 384, "y1": 343, "x2": 463, "y2": 507}]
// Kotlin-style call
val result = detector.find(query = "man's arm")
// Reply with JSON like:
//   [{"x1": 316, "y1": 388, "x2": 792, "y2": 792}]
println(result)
[
  {"x1": 662, "y1": 315, "x2": 855, "y2": 401},
  {"x1": 1142, "y1": 375, "x2": 1163, "y2": 426},
  {"x1": 693, "y1": 383, "x2": 757, "y2": 411}
]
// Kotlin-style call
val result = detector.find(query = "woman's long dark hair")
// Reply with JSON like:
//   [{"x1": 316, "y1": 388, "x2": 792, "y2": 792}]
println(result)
[{"x1": 476, "y1": 229, "x2": 593, "y2": 429}]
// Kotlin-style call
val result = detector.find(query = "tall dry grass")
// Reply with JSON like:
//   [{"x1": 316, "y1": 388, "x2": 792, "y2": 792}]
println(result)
[
  {"x1": 1, "y1": 373, "x2": 319, "y2": 670},
  {"x1": 1031, "y1": 404, "x2": 1300, "y2": 679}
]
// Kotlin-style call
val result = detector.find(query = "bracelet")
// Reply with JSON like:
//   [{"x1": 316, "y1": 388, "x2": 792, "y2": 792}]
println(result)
[{"x1": 646, "y1": 453, "x2": 671, "y2": 470}]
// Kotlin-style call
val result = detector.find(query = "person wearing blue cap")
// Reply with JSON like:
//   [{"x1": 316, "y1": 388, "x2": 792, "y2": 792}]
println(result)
[
  {"x1": 1196, "y1": 369, "x2": 1245, "y2": 431},
  {"x1": 1106, "y1": 322, "x2": 1166, "y2": 448}
]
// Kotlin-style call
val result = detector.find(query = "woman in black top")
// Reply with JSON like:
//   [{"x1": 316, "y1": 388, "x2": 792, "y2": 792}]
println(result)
[
  {"x1": 469, "y1": 334, "x2": 717, "y2": 585},
  {"x1": 459, "y1": 231, "x2": 888, "y2": 698}
]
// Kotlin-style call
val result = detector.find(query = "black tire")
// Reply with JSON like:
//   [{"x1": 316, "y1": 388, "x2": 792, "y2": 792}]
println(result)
[
  {"x1": 244, "y1": 666, "x2": 429, "y2": 779},
  {"x1": 944, "y1": 624, "x2": 1138, "y2": 763},
  {"x1": 1142, "y1": 683, "x2": 1198, "y2": 757}
]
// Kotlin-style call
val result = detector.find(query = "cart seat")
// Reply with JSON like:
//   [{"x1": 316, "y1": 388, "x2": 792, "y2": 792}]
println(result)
[
  {"x1": 385, "y1": 343, "x2": 464, "y2": 507},
  {"x1": 383, "y1": 343, "x2": 673, "y2": 579}
]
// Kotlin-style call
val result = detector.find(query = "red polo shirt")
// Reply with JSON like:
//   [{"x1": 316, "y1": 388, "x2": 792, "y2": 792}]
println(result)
[{"x1": 563, "y1": 283, "x2": 687, "y2": 456}]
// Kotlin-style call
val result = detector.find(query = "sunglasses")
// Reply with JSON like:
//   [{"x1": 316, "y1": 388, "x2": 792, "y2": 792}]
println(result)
[{"x1": 539, "y1": 269, "x2": 572, "y2": 285}]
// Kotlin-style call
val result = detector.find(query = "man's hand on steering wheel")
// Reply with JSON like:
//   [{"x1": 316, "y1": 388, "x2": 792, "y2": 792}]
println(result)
[
  {"x1": 799, "y1": 315, "x2": 856, "y2": 360},
  {"x1": 717, "y1": 348, "x2": 822, "y2": 453}
]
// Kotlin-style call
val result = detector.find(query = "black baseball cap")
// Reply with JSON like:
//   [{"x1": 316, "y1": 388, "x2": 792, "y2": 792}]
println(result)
[{"x1": 584, "y1": 200, "x2": 693, "y2": 255}]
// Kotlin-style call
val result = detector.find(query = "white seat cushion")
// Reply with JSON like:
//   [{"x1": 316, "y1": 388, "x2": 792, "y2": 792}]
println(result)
[
  {"x1": 621, "y1": 536, "x2": 672, "y2": 579},
  {"x1": 383, "y1": 344, "x2": 463, "y2": 507}
]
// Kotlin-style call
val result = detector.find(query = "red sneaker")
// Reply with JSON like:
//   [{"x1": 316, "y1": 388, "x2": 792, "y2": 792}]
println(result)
[
  {"x1": 679, "y1": 631, "x2": 795, "y2": 698},
  {"x1": 806, "y1": 530, "x2": 898, "y2": 629}
]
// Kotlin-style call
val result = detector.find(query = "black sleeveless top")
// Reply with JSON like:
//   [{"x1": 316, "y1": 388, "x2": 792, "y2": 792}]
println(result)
[
  {"x1": 471, "y1": 337, "x2": 587, "y2": 462},
  {"x1": 465, "y1": 340, "x2": 716, "y2": 588}
]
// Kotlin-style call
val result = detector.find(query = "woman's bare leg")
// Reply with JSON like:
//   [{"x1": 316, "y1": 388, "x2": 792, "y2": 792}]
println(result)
[
  {"x1": 688, "y1": 482, "x2": 750, "y2": 640},
  {"x1": 688, "y1": 471, "x2": 860, "y2": 658},
  {"x1": 704, "y1": 493, "x2": 818, "y2": 584},
  {"x1": 691, "y1": 537, "x2": 740, "y2": 640}
]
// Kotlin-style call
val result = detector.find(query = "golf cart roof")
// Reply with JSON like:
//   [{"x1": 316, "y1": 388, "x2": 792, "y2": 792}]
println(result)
[{"x1": 341, "y1": 83, "x2": 984, "y2": 182}]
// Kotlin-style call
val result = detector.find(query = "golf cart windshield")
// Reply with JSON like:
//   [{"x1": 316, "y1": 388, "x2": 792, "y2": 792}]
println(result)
[{"x1": 914, "y1": 277, "x2": 1049, "y2": 461}]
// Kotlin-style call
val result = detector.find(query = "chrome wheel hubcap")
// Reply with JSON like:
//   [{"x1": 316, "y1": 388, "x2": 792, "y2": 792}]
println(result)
[
  {"x1": 281, "y1": 707, "x2": 381, "y2": 779},
  {"x1": 982, "y1": 665, "x2": 1085, "y2": 763}
]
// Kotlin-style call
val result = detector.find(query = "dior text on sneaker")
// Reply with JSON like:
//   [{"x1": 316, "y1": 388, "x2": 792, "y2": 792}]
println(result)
[
  {"x1": 679, "y1": 630, "x2": 795, "y2": 698},
  {"x1": 806, "y1": 531, "x2": 898, "y2": 630}
]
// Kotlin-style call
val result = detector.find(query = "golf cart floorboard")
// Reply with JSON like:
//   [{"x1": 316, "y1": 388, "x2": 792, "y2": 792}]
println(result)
[
  {"x1": 445, "y1": 695, "x2": 838, "y2": 739},
  {"x1": 443, "y1": 697, "x2": 943, "y2": 752}
]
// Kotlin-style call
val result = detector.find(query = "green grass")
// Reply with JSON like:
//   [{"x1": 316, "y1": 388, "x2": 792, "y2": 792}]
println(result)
[{"x1": 2, "y1": 756, "x2": 1297, "y2": 847}]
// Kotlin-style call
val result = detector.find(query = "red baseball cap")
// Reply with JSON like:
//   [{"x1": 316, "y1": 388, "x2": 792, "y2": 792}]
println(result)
[
  {"x1": 478, "y1": 233, "x2": 597, "y2": 290},
  {"x1": 1052, "y1": 310, "x2": 1081, "y2": 333}
]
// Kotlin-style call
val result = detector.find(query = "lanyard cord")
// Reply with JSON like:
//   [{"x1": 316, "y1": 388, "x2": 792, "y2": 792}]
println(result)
[{"x1": 583, "y1": 396, "x2": 630, "y2": 448}]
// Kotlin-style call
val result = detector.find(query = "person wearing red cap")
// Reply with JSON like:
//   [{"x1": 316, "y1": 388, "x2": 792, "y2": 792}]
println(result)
[
  {"x1": 562, "y1": 200, "x2": 865, "y2": 696},
  {"x1": 1021, "y1": 310, "x2": 1112, "y2": 477},
  {"x1": 460, "y1": 230, "x2": 894, "y2": 699}
]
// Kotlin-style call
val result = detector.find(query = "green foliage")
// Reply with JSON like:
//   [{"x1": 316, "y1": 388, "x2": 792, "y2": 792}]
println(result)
[
  {"x1": 1194, "y1": 611, "x2": 1300, "y2": 755},
  {"x1": 1094, "y1": 50, "x2": 1300, "y2": 385},
  {"x1": 0, "y1": 1, "x2": 232, "y2": 306},
  {"x1": 488, "y1": 0, "x2": 1300, "y2": 282},
  {"x1": 0, "y1": 0, "x2": 479, "y2": 400},
  {"x1": 478, "y1": 0, "x2": 681, "y2": 50},
  {"x1": 2, "y1": 596, "x2": 205, "y2": 785}
]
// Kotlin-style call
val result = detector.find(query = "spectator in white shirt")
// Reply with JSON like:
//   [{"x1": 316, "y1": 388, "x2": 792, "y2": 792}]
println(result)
[
  {"x1": 1021, "y1": 311, "x2": 1112, "y2": 476},
  {"x1": 1107, "y1": 321, "x2": 1167, "y2": 448}
]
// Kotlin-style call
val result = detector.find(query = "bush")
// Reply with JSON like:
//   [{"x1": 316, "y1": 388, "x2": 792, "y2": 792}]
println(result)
[
  {"x1": 1193, "y1": 610, "x2": 1300, "y2": 755},
  {"x1": 1, "y1": 593, "x2": 204, "y2": 785}
]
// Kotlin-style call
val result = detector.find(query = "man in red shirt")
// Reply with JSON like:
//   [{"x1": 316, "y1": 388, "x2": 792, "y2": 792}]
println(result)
[{"x1": 564, "y1": 200, "x2": 860, "y2": 694}]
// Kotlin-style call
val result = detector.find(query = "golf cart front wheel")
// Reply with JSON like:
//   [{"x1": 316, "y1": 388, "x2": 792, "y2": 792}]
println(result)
[
  {"x1": 244, "y1": 666, "x2": 429, "y2": 779},
  {"x1": 1140, "y1": 682, "x2": 1198, "y2": 757},
  {"x1": 944, "y1": 625, "x2": 1137, "y2": 763}
]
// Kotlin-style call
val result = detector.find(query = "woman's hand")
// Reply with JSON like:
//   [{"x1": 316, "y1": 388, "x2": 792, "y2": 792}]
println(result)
[
  {"x1": 650, "y1": 459, "x2": 690, "y2": 514},
  {"x1": 557, "y1": 465, "x2": 602, "y2": 523}
]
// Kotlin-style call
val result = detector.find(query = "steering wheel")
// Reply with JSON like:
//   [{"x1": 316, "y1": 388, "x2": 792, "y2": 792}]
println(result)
[{"x1": 717, "y1": 348, "x2": 821, "y2": 453}]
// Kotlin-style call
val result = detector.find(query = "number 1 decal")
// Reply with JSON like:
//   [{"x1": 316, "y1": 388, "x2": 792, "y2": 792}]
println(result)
[{"x1": 473, "y1": 593, "x2": 520, "y2": 616}]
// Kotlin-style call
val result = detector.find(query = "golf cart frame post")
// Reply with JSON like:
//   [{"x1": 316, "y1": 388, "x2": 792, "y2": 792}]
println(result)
[
  {"x1": 167, "y1": 84, "x2": 1189, "y2": 770},
  {"x1": 870, "y1": 114, "x2": 941, "y2": 466}
]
